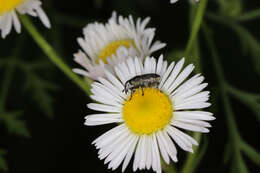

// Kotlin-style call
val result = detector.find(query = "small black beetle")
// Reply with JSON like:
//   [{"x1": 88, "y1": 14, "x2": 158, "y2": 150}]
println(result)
[{"x1": 123, "y1": 73, "x2": 161, "y2": 99}]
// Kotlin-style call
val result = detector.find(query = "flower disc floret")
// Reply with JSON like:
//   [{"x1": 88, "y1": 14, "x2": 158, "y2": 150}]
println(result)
[{"x1": 123, "y1": 88, "x2": 173, "y2": 134}]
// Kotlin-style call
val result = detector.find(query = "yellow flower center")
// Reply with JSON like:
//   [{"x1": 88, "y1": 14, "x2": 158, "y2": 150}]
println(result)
[
  {"x1": 123, "y1": 88, "x2": 173, "y2": 135},
  {"x1": 97, "y1": 39, "x2": 135, "y2": 64},
  {"x1": 0, "y1": 0, "x2": 25, "y2": 15}
]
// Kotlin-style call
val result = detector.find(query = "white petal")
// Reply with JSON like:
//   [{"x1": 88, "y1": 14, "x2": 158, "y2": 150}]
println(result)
[
  {"x1": 84, "y1": 113, "x2": 122, "y2": 126},
  {"x1": 115, "y1": 66, "x2": 127, "y2": 85},
  {"x1": 2, "y1": 13, "x2": 12, "y2": 38},
  {"x1": 156, "y1": 55, "x2": 164, "y2": 74},
  {"x1": 87, "y1": 103, "x2": 121, "y2": 113},
  {"x1": 106, "y1": 133, "x2": 133, "y2": 168},
  {"x1": 159, "y1": 61, "x2": 175, "y2": 89},
  {"x1": 134, "y1": 57, "x2": 143, "y2": 76},
  {"x1": 35, "y1": 6, "x2": 51, "y2": 28},
  {"x1": 145, "y1": 135, "x2": 152, "y2": 169},
  {"x1": 133, "y1": 137, "x2": 143, "y2": 171},
  {"x1": 122, "y1": 136, "x2": 139, "y2": 172},
  {"x1": 173, "y1": 119, "x2": 211, "y2": 128},
  {"x1": 170, "y1": 127, "x2": 198, "y2": 146},
  {"x1": 150, "y1": 57, "x2": 156, "y2": 73},
  {"x1": 98, "y1": 77, "x2": 126, "y2": 100},
  {"x1": 152, "y1": 134, "x2": 161, "y2": 173},
  {"x1": 105, "y1": 70, "x2": 124, "y2": 91},
  {"x1": 166, "y1": 126, "x2": 193, "y2": 152},
  {"x1": 174, "y1": 111, "x2": 215, "y2": 121},
  {"x1": 167, "y1": 64, "x2": 195, "y2": 94},
  {"x1": 99, "y1": 129, "x2": 130, "y2": 160},
  {"x1": 144, "y1": 57, "x2": 151, "y2": 74},
  {"x1": 126, "y1": 58, "x2": 137, "y2": 77},
  {"x1": 110, "y1": 135, "x2": 137, "y2": 170},
  {"x1": 173, "y1": 83, "x2": 208, "y2": 101},
  {"x1": 171, "y1": 121, "x2": 209, "y2": 133},
  {"x1": 93, "y1": 124, "x2": 127, "y2": 147},
  {"x1": 175, "y1": 91, "x2": 209, "y2": 106},
  {"x1": 174, "y1": 102, "x2": 211, "y2": 110},
  {"x1": 156, "y1": 132, "x2": 170, "y2": 164},
  {"x1": 172, "y1": 74, "x2": 204, "y2": 96},
  {"x1": 11, "y1": 11, "x2": 21, "y2": 33},
  {"x1": 161, "y1": 129, "x2": 178, "y2": 162},
  {"x1": 163, "y1": 58, "x2": 185, "y2": 91},
  {"x1": 139, "y1": 135, "x2": 147, "y2": 169}
]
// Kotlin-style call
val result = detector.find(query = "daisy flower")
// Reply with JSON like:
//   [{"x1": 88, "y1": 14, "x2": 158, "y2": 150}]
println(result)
[
  {"x1": 0, "y1": 0, "x2": 51, "y2": 38},
  {"x1": 84, "y1": 56, "x2": 215, "y2": 173},
  {"x1": 73, "y1": 12, "x2": 166, "y2": 80}
]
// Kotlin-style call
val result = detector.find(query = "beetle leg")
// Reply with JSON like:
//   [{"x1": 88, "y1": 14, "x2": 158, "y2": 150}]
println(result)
[
  {"x1": 142, "y1": 87, "x2": 144, "y2": 96},
  {"x1": 130, "y1": 93, "x2": 133, "y2": 100}
]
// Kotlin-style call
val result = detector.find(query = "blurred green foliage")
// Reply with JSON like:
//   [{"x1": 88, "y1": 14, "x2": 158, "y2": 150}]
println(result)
[
  {"x1": 0, "y1": 0, "x2": 260, "y2": 172},
  {"x1": 0, "y1": 37, "x2": 58, "y2": 171},
  {"x1": 218, "y1": 0, "x2": 243, "y2": 17}
]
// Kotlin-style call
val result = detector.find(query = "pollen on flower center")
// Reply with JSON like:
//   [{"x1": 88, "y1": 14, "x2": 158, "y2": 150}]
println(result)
[
  {"x1": 0, "y1": 0, "x2": 25, "y2": 15},
  {"x1": 97, "y1": 39, "x2": 135, "y2": 64},
  {"x1": 123, "y1": 88, "x2": 173, "y2": 135}
]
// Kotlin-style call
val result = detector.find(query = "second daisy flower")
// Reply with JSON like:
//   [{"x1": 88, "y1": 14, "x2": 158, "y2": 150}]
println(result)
[{"x1": 73, "y1": 12, "x2": 166, "y2": 80}]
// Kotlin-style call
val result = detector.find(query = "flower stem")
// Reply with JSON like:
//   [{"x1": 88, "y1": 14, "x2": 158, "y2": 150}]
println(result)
[
  {"x1": 202, "y1": 24, "x2": 240, "y2": 142},
  {"x1": 184, "y1": 0, "x2": 208, "y2": 58},
  {"x1": 19, "y1": 15, "x2": 91, "y2": 95},
  {"x1": 237, "y1": 9, "x2": 260, "y2": 22},
  {"x1": 162, "y1": 160, "x2": 177, "y2": 173},
  {"x1": 0, "y1": 37, "x2": 24, "y2": 110},
  {"x1": 181, "y1": 2, "x2": 208, "y2": 173},
  {"x1": 181, "y1": 133, "x2": 201, "y2": 173},
  {"x1": 0, "y1": 58, "x2": 16, "y2": 110}
]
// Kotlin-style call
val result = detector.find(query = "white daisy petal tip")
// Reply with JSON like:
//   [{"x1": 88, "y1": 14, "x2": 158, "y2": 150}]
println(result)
[
  {"x1": 171, "y1": 0, "x2": 179, "y2": 3},
  {"x1": 0, "y1": 0, "x2": 50, "y2": 38},
  {"x1": 170, "y1": 0, "x2": 199, "y2": 4},
  {"x1": 84, "y1": 56, "x2": 214, "y2": 173}
]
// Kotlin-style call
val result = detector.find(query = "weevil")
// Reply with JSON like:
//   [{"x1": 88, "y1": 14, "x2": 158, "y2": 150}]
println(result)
[{"x1": 123, "y1": 73, "x2": 161, "y2": 99}]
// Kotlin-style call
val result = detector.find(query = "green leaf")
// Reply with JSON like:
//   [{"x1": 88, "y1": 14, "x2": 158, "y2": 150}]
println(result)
[
  {"x1": 0, "y1": 111, "x2": 30, "y2": 138},
  {"x1": 0, "y1": 149, "x2": 8, "y2": 171},
  {"x1": 18, "y1": 59, "x2": 59, "y2": 118},
  {"x1": 223, "y1": 141, "x2": 232, "y2": 163},
  {"x1": 23, "y1": 73, "x2": 58, "y2": 118},
  {"x1": 246, "y1": 102, "x2": 260, "y2": 122},
  {"x1": 231, "y1": 24, "x2": 260, "y2": 76},
  {"x1": 226, "y1": 84, "x2": 260, "y2": 122},
  {"x1": 230, "y1": 151, "x2": 249, "y2": 173},
  {"x1": 217, "y1": 0, "x2": 243, "y2": 17},
  {"x1": 241, "y1": 141, "x2": 260, "y2": 166},
  {"x1": 237, "y1": 154, "x2": 249, "y2": 173},
  {"x1": 237, "y1": 9, "x2": 260, "y2": 22},
  {"x1": 192, "y1": 136, "x2": 209, "y2": 169}
]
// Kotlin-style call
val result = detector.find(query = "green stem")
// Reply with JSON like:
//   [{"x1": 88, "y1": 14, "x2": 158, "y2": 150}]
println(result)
[
  {"x1": 202, "y1": 24, "x2": 240, "y2": 141},
  {"x1": 0, "y1": 58, "x2": 16, "y2": 110},
  {"x1": 19, "y1": 15, "x2": 91, "y2": 95},
  {"x1": 181, "y1": 2, "x2": 208, "y2": 172},
  {"x1": 240, "y1": 141, "x2": 260, "y2": 166},
  {"x1": 184, "y1": 0, "x2": 208, "y2": 57},
  {"x1": 237, "y1": 9, "x2": 260, "y2": 22},
  {"x1": 226, "y1": 83, "x2": 260, "y2": 101},
  {"x1": 162, "y1": 161, "x2": 177, "y2": 173},
  {"x1": 181, "y1": 133, "x2": 201, "y2": 173}
]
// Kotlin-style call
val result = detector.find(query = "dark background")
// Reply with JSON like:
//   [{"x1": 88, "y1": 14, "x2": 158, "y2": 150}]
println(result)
[{"x1": 0, "y1": 0, "x2": 260, "y2": 172}]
